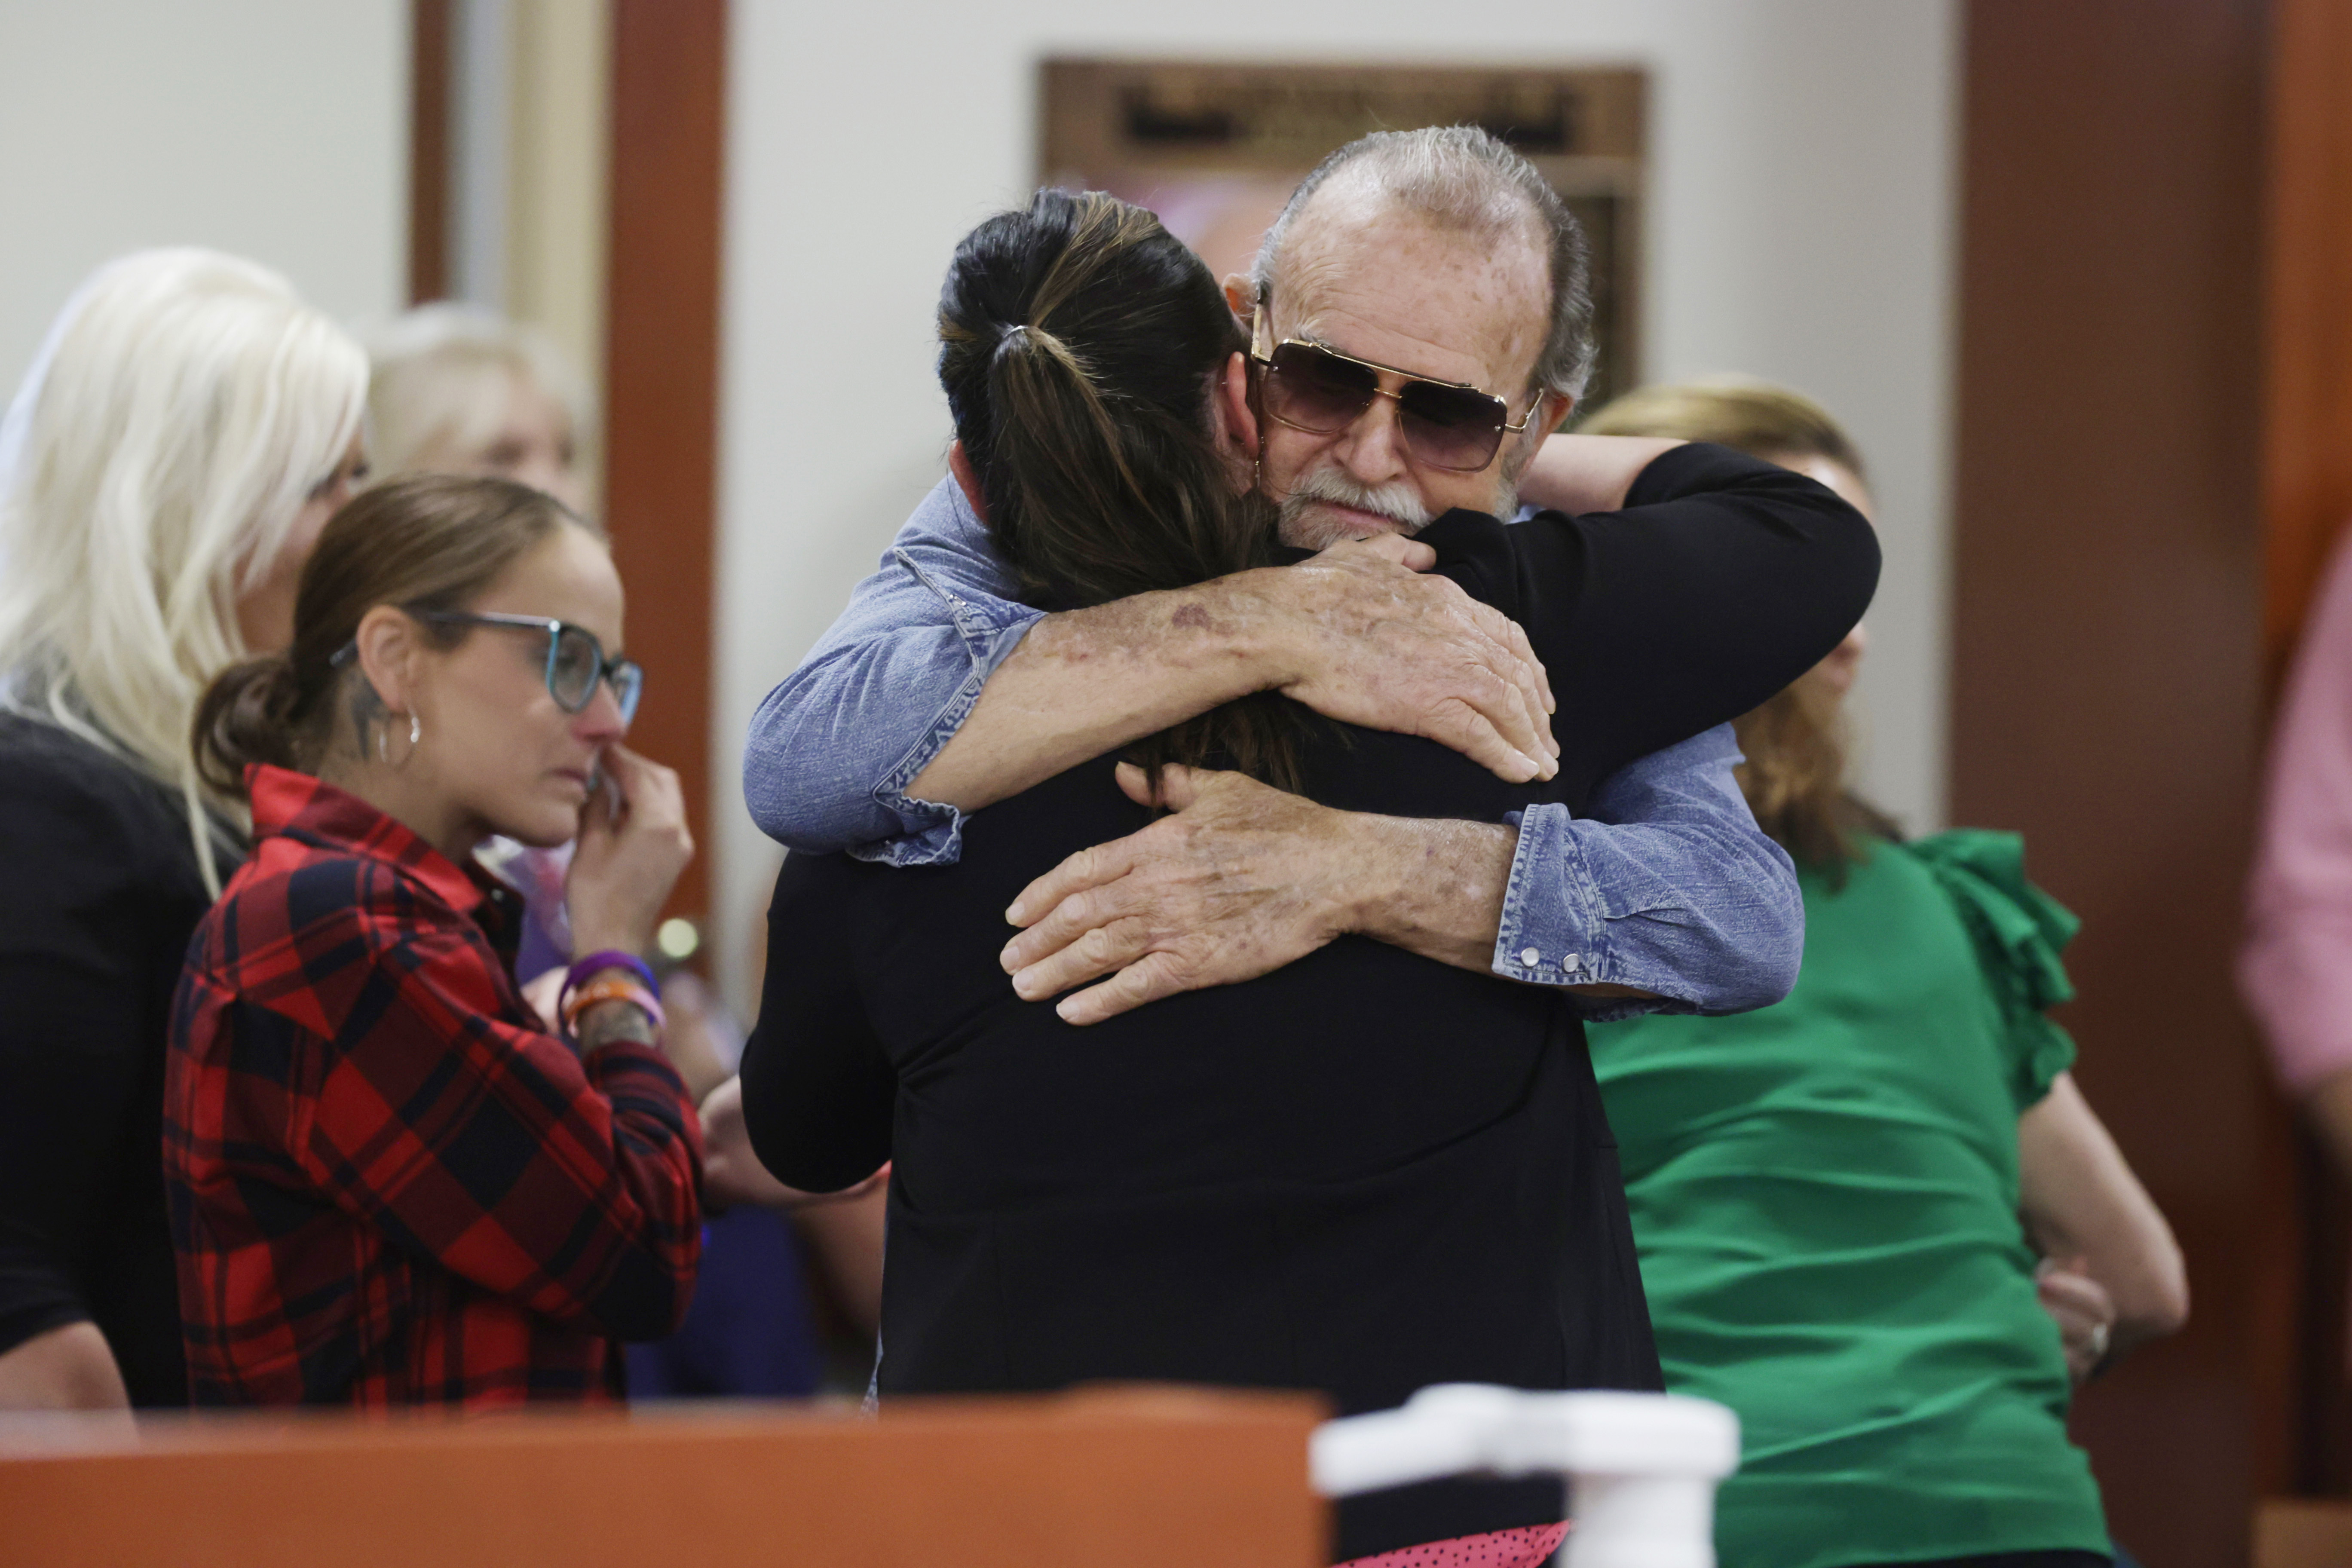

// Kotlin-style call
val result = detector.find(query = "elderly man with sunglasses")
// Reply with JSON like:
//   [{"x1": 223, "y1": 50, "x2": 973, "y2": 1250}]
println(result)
[{"x1": 744, "y1": 126, "x2": 1872, "y2": 1029}]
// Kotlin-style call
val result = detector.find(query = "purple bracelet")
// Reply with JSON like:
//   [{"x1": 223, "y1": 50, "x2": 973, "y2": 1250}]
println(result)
[
  {"x1": 559, "y1": 949, "x2": 660, "y2": 1031},
  {"x1": 569, "y1": 949, "x2": 659, "y2": 991}
]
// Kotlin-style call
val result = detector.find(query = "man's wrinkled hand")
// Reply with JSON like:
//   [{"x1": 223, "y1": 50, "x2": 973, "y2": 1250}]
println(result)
[
  {"x1": 1276, "y1": 535, "x2": 1559, "y2": 784},
  {"x1": 999, "y1": 763, "x2": 1369, "y2": 1025}
]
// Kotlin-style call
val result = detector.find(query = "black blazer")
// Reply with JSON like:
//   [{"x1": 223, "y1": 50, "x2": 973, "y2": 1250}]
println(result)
[
  {"x1": 0, "y1": 713, "x2": 230, "y2": 1406},
  {"x1": 741, "y1": 444, "x2": 1878, "y2": 1559}
]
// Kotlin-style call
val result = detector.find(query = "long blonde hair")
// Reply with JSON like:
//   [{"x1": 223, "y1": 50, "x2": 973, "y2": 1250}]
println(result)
[
  {"x1": 1578, "y1": 374, "x2": 1894, "y2": 874},
  {"x1": 0, "y1": 249, "x2": 369, "y2": 890}
]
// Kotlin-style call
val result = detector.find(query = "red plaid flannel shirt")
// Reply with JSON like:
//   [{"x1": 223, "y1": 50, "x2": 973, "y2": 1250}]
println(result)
[{"x1": 165, "y1": 766, "x2": 702, "y2": 1407}]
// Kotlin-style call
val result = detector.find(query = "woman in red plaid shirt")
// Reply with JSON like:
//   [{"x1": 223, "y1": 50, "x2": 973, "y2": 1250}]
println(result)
[{"x1": 166, "y1": 475, "x2": 703, "y2": 1407}]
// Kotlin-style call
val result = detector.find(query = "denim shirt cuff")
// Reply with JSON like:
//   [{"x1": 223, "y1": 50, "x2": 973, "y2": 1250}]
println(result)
[
  {"x1": 1493, "y1": 802, "x2": 1606, "y2": 985},
  {"x1": 1492, "y1": 802, "x2": 1695, "y2": 1021},
  {"x1": 850, "y1": 560, "x2": 1041, "y2": 867}
]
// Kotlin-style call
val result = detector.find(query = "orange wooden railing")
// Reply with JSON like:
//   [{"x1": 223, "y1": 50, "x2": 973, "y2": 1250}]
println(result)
[{"x1": 0, "y1": 1387, "x2": 1325, "y2": 1568}]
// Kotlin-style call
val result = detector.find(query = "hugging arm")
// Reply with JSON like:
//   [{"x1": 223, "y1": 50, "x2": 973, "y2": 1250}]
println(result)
[
  {"x1": 1001, "y1": 442, "x2": 1875, "y2": 1024},
  {"x1": 1000, "y1": 725, "x2": 1783, "y2": 1023},
  {"x1": 1497, "y1": 726, "x2": 1800, "y2": 1014},
  {"x1": 737, "y1": 856, "x2": 897, "y2": 1195},
  {"x1": 741, "y1": 479, "x2": 1556, "y2": 863},
  {"x1": 1513, "y1": 441, "x2": 1883, "y2": 771},
  {"x1": 742, "y1": 482, "x2": 1040, "y2": 862},
  {"x1": 1460, "y1": 440, "x2": 1878, "y2": 1005},
  {"x1": 906, "y1": 534, "x2": 1560, "y2": 805}
]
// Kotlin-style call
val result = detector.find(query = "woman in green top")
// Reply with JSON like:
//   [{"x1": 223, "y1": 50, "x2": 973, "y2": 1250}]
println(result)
[{"x1": 1580, "y1": 379, "x2": 2188, "y2": 1568}]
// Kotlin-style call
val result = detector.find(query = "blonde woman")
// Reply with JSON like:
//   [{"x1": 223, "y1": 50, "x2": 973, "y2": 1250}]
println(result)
[
  {"x1": 1580, "y1": 378, "x2": 2186, "y2": 1568},
  {"x1": 364, "y1": 303, "x2": 589, "y2": 512},
  {"x1": 0, "y1": 251, "x2": 368, "y2": 1409}
]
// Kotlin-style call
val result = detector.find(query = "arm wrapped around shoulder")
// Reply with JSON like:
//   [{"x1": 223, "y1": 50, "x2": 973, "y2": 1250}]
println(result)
[
  {"x1": 738, "y1": 852, "x2": 897, "y2": 1194},
  {"x1": 1519, "y1": 726, "x2": 1804, "y2": 1019}
]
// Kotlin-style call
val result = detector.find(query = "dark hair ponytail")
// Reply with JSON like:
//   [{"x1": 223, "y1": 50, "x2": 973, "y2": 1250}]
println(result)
[
  {"x1": 939, "y1": 190, "x2": 1310, "y2": 791},
  {"x1": 194, "y1": 474, "x2": 580, "y2": 795}
]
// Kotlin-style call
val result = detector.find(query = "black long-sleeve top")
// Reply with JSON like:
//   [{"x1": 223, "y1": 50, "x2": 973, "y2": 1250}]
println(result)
[
  {"x1": 0, "y1": 713, "x2": 226, "y2": 1406},
  {"x1": 741, "y1": 444, "x2": 1879, "y2": 1559}
]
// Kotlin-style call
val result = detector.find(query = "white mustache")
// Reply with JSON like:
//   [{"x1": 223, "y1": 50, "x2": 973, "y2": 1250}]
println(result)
[{"x1": 1280, "y1": 467, "x2": 1433, "y2": 531}]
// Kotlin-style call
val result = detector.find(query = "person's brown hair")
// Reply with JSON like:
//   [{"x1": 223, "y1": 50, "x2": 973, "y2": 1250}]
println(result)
[
  {"x1": 937, "y1": 188, "x2": 1311, "y2": 792},
  {"x1": 193, "y1": 474, "x2": 584, "y2": 795},
  {"x1": 1578, "y1": 375, "x2": 1896, "y2": 875}
]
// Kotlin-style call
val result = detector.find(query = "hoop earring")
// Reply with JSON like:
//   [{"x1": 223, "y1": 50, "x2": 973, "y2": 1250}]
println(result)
[{"x1": 381, "y1": 711, "x2": 422, "y2": 768}]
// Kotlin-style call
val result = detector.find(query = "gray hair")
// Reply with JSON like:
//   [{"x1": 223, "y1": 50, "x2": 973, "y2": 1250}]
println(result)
[
  {"x1": 1249, "y1": 126, "x2": 1595, "y2": 402},
  {"x1": 361, "y1": 303, "x2": 594, "y2": 481}
]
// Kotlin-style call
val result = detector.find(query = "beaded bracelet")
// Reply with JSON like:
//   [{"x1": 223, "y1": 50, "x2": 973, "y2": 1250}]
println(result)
[
  {"x1": 558, "y1": 949, "x2": 659, "y2": 1036},
  {"x1": 561, "y1": 976, "x2": 667, "y2": 1040},
  {"x1": 565, "y1": 948, "x2": 659, "y2": 998}
]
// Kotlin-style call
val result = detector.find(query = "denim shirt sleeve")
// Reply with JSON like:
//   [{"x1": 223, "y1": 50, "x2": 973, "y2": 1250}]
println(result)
[
  {"x1": 1491, "y1": 723, "x2": 1804, "y2": 1020},
  {"x1": 741, "y1": 478, "x2": 1042, "y2": 864}
]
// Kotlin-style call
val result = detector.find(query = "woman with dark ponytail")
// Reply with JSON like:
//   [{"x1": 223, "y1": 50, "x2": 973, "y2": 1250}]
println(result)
[
  {"x1": 738, "y1": 191, "x2": 1872, "y2": 1565},
  {"x1": 167, "y1": 474, "x2": 704, "y2": 1407},
  {"x1": 935, "y1": 195, "x2": 1309, "y2": 791}
]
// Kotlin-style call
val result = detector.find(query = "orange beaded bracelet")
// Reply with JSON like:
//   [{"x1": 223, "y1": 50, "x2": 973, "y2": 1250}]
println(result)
[{"x1": 560, "y1": 975, "x2": 665, "y2": 1039}]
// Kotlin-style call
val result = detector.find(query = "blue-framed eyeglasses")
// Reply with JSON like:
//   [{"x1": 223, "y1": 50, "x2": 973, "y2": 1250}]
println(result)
[
  {"x1": 336, "y1": 611, "x2": 643, "y2": 724},
  {"x1": 422, "y1": 612, "x2": 643, "y2": 724}
]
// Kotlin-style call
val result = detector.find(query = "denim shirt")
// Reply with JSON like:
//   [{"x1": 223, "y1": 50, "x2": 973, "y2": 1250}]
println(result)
[{"x1": 743, "y1": 479, "x2": 1802, "y2": 1018}]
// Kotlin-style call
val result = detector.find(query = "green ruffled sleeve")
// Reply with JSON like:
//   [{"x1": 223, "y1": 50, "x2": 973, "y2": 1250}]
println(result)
[{"x1": 1907, "y1": 829, "x2": 2081, "y2": 1109}]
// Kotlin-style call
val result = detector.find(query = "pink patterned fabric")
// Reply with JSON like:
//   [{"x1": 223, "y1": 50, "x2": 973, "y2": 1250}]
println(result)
[
  {"x1": 2244, "y1": 526, "x2": 2352, "y2": 1093},
  {"x1": 1336, "y1": 1522, "x2": 1570, "y2": 1568}
]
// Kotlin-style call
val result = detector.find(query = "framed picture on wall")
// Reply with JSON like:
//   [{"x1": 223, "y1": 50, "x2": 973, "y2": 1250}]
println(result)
[{"x1": 1040, "y1": 59, "x2": 1647, "y2": 411}]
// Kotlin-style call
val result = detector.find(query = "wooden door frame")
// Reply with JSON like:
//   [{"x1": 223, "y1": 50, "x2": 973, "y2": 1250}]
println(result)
[
  {"x1": 603, "y1": 0, "x2": 724, "y2": 934},
  {"x1": 408, "y1": 0, "x2": 451, "y2": 305}
]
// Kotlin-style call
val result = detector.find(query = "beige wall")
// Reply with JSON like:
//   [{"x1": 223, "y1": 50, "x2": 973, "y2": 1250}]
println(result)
[
  {"x1": 471, "y1": 0, "x2": 611, "y2": 501},
  {"x1": 716, "y1": 0, "x2": 1960, "y2": 1002},
  {"x1": 0, "y1": 0, "x2": 407, "y2": 396},
  {"x1": 504, "y1": 0, "x2": 609, "y2": 420}
]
